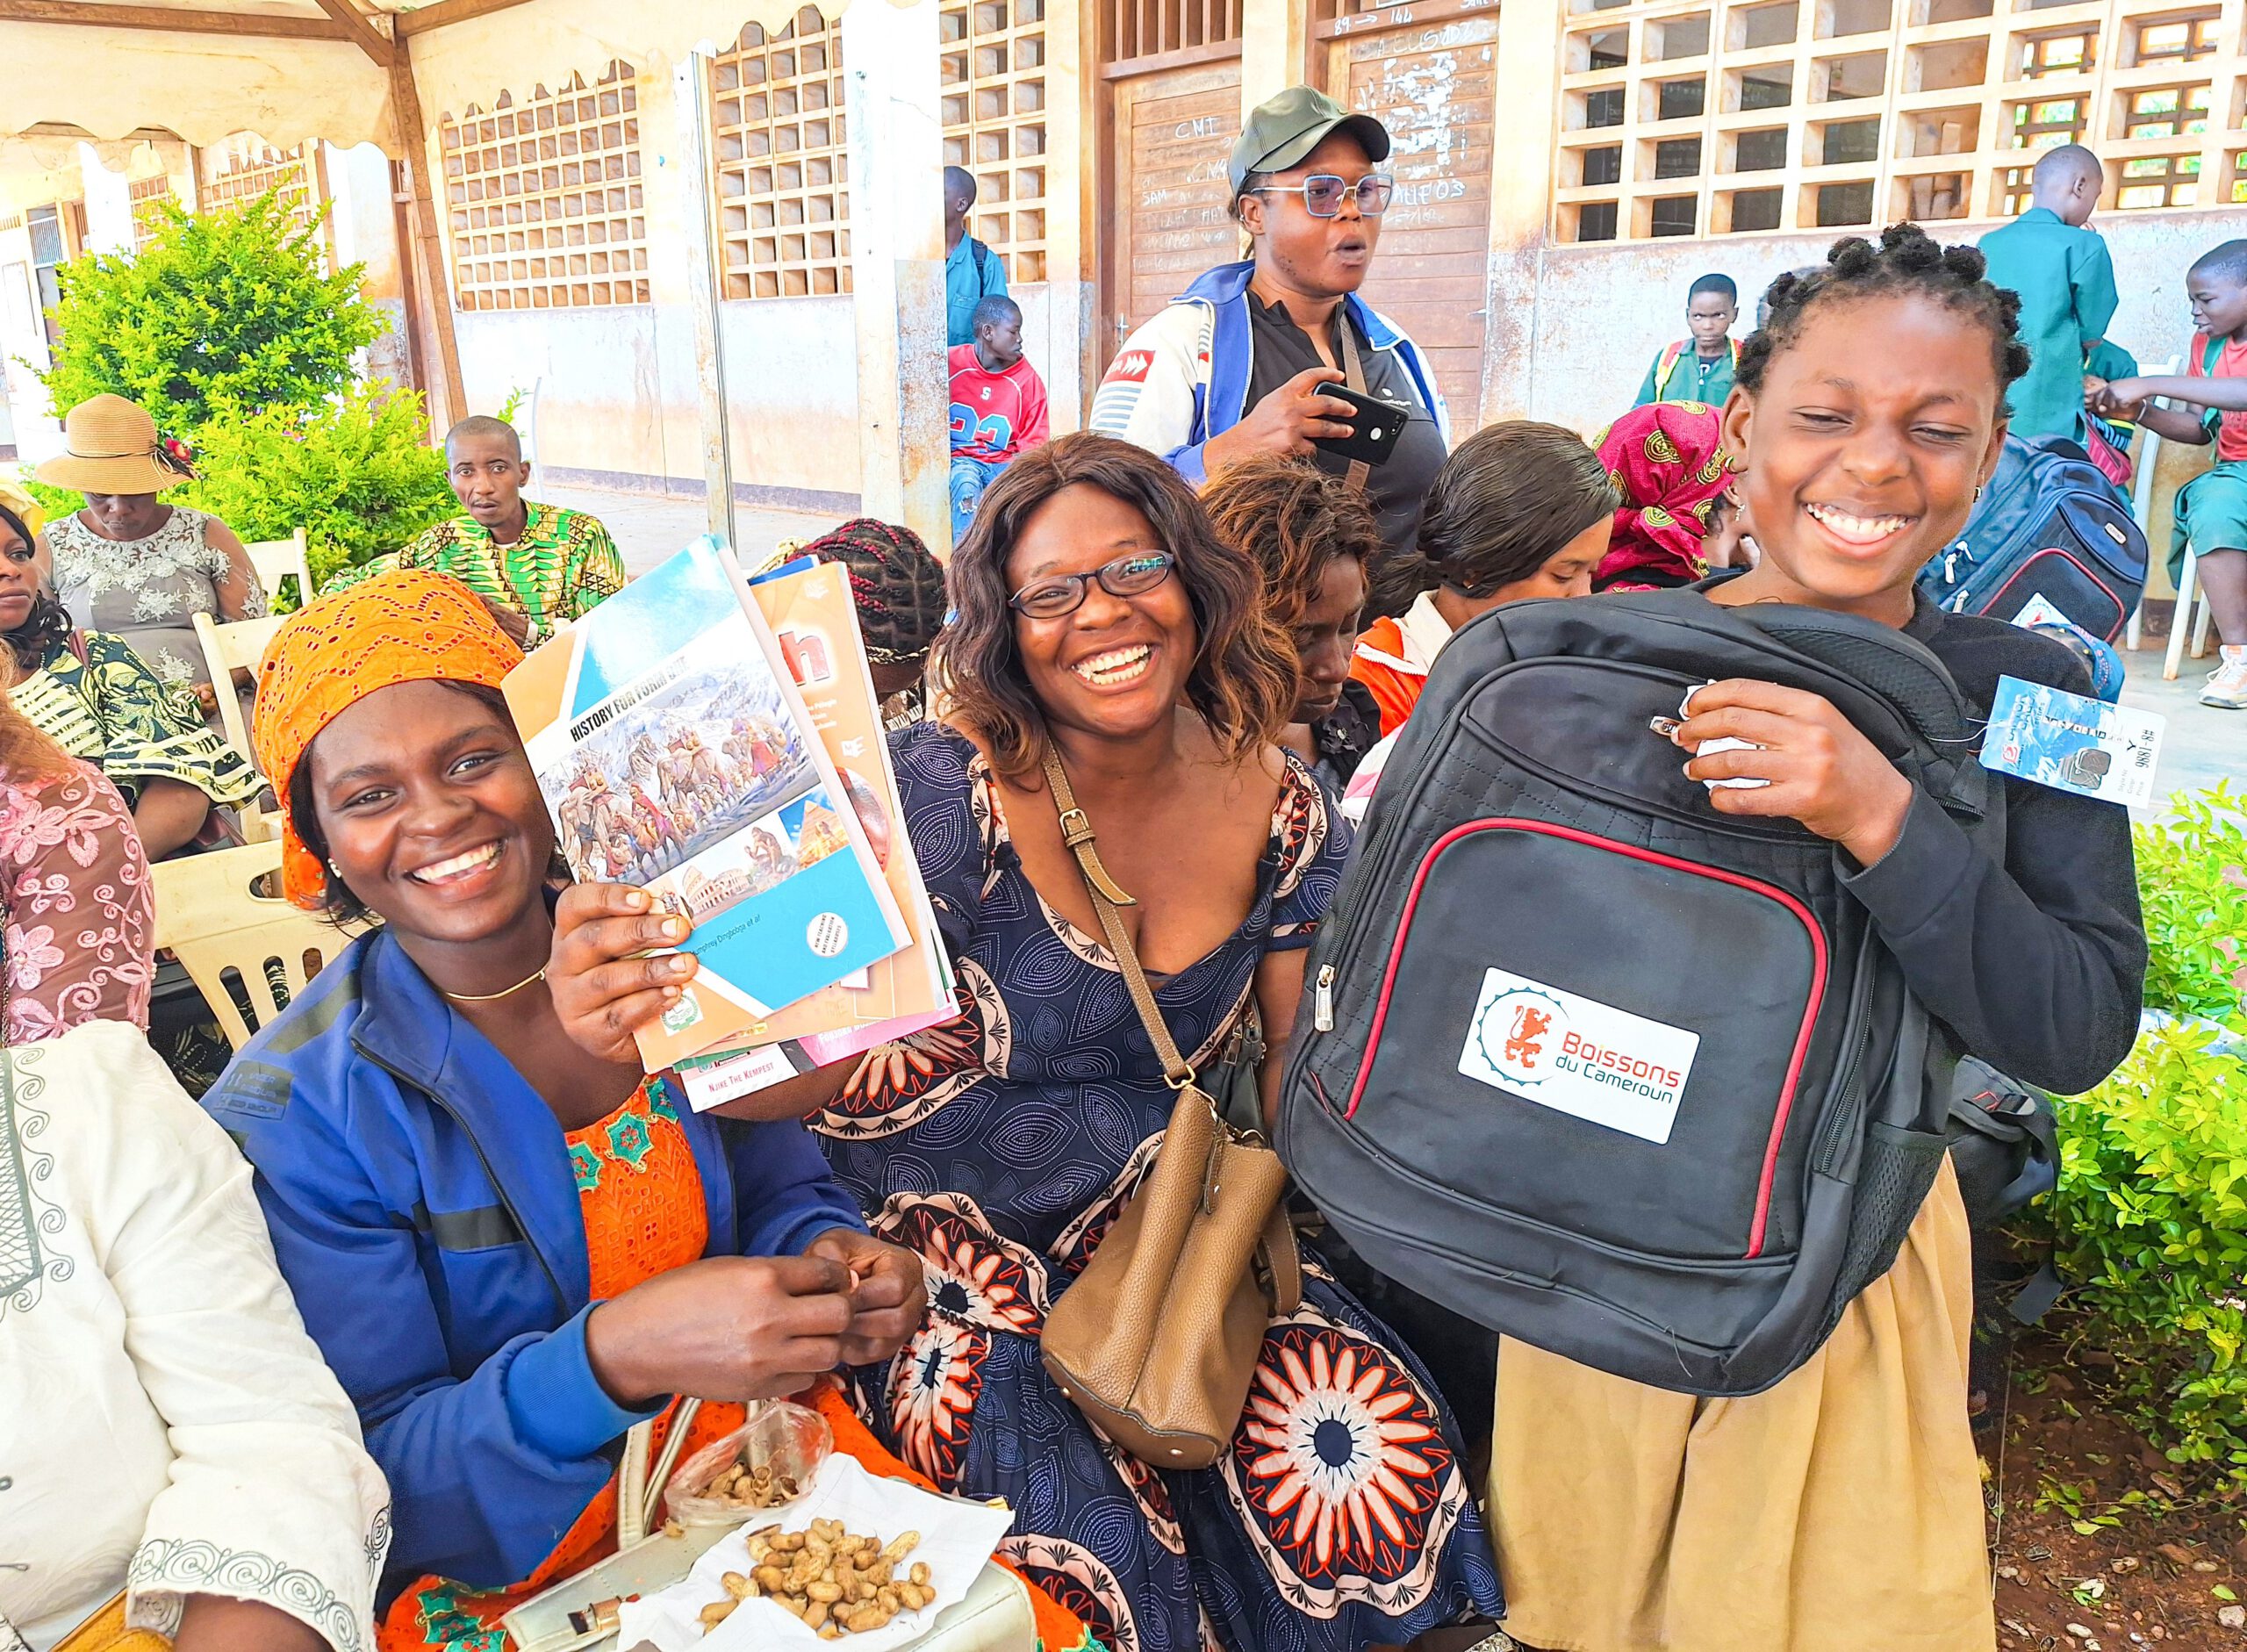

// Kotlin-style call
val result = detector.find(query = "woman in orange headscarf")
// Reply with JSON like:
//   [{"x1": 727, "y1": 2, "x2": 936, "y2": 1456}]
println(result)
[{"x1": 200, "y1": 571, "x2": 930, "y2": 1648}]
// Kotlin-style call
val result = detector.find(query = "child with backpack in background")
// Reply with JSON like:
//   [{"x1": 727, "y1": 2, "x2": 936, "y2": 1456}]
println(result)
[
  {"x1": 1484, "y1": 226, "x2": 2146, "y2": 1652},
  {"x1": 2087, "y1": 238, "x2": 2247, "y2": 709},
  {"x1": 1340, "y1": 422, "x2": 1619, "y2": 819}
]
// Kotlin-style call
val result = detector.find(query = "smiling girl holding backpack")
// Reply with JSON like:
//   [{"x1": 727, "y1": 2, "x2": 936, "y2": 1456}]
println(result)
[{"x1": 1475, "y1": 227, "x2": 2147, "y2": 1652}]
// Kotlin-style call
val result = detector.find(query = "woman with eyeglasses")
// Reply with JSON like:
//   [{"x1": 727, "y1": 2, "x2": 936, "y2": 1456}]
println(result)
[
  {"x1": 549, "y1": 433, "x2": 1504, "y2": 1652},
  {"x1": 1089, "y1": 86, "x2": 1452, "y2": 583}
]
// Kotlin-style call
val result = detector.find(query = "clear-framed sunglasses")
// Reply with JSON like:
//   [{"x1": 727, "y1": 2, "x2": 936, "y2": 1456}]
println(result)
[
  {"x1": 1009, "y1": 551, "x2": 1176, "y2": 620},
  {"x1": 1252, "y1": 173, "x2": 1395, "y2": 217}
]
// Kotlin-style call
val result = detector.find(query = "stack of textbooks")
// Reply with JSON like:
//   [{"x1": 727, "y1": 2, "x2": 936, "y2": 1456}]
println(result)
[{"x1": 505, "y1": 536, "x2": 952, "y2": 1110}]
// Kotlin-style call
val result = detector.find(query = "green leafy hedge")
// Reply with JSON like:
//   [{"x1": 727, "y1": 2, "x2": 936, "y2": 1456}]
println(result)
[
  {"x1": 178, "y1": 388, "x2": 456, "y2": 597},
  {"x1": 35, "y1": 193, "x2": 380, "y2": 442},
  {"x1": 16, "y1": 193, "x2": 456, "y2": 602},
  {"x1": 2035, "y1": 786, "x2": 2247, "y2": 1490}
]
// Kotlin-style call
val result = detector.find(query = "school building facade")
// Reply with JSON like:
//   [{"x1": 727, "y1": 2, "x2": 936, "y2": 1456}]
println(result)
[{"x1": 2, "y1": 0, "x2": 2240, "y2": 543}]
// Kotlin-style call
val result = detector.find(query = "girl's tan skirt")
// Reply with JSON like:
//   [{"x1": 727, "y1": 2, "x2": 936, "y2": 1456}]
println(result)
[{"x1": 1489, "y1": 1155, "x2": 1993, "y2": 1652}]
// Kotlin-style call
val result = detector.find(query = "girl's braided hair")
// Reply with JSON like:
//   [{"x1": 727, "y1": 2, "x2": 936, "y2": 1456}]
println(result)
[
  {"x1": 1738, "y1": 223, "x2": 2032, "y2": 398},
  {"x1": 800, "y1": 518, "x2": 949, "y2": 666}
]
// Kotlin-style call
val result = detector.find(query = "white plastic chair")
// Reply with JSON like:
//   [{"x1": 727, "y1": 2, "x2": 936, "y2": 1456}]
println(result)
[
  {"x1": 151, "y1": 837, "x2": 353, "y2": 1052},
  {"x1": 191, "y1": 608, "x2": 286, "y2": 842},
  {"x1": 243, "y1": 526, "x2": 315, "y2": 611}
]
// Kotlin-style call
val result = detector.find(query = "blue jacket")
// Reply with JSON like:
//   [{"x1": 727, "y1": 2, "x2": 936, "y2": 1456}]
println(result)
[
  {"x1": 1088, "y1": 259, "x2": 1452, "y2": 485},
  {"x1": 202, "y1": 926, "x2": 868, "y2": 1600}
]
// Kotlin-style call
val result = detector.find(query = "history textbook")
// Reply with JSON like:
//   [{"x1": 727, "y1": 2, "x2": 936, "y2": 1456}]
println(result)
[
  {"x1": 652, "y1": 557, "x2": 955, "y2": 1084},
  {"x1": 504, "y1": 535, "x2": 908, "y2": 1068}
]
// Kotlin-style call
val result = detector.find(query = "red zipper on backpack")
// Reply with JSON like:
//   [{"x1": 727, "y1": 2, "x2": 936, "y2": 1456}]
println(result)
[{"x1": 1342, "y1": 818, "x2": 1829, "y2": 1259}]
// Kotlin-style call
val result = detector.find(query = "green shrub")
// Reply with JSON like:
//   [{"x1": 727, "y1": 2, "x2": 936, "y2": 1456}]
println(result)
[
  {"x1": 2028, "y1": 786, "x2": 2247, "y2": 1489},
  {"x1": 34, "y1": 193, "x2": 380, "y2": 442},
  {"x1": 2133, "y1": 783, "x2": 2247, "y2": 1023},
  {"x1": 2042, "y1": 1016, "x2": 2247, "y2": 1488},
  {"x1": 180, "y1": 387, "x2": 456, "y2": 597}
]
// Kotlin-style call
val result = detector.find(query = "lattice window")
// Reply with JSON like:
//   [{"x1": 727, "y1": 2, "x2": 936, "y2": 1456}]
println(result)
[
  {"x1": 1109, "y1": 0, "x2": 1243, "y2": 61},
  {"x1": 2114, "y1": 149, "x2": 2201, "y2": 205},
  {"x1": 128, "y1": 176, "x2": 175, "y2": 250},
  {"x1": 198, "y1": 136, "x2": 319, "y2": 234},
  {"x1": 2119, "y1": 80, "x2": 2211, "y2": 137},
  {"x1": 442, "y1": 62, "x2": 649, "y2": 312},
  {"x1": 942, "y1": 0, "x2": 1050, "y2": 281},
  {"x1": 1554, "y1": 0, "x2": 2247, "y2": 241},
  {"x1": 2132, "y1": 11, "x2": 2219, "y2": 65},
  {"x1": 711, "y1": 11, "x2": 851, "y2": 299}
]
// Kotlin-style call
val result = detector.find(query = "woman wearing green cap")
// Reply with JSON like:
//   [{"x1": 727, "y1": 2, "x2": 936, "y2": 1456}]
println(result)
[{"x1": 1088, "y1": 85, "x2": 1450, "y2": 591}]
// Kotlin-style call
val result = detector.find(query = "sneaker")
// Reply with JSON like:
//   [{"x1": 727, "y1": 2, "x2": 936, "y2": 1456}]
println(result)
[{"x1": 2203, "y1": 645, "x2": 2247, "y2": 709}]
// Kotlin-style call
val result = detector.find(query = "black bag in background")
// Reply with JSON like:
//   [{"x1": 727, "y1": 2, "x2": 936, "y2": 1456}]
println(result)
[{"x1": 1945, "y1": 1055, "x2": 2058, "y2": 1229}]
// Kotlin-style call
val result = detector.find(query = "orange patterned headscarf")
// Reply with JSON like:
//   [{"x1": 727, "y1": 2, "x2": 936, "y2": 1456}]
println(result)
[{"x1": 253, "y1": 570, "x2": 524, "y2": 909}]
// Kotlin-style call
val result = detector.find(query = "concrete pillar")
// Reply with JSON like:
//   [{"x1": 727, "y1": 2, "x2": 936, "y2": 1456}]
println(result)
[
  {"x1": 842, "y1": 0, "x2": 950, "y2": 549},
  {"x1": 673, "y1": 48, "x2": 741, "y2": 549},
  {"x1": 1238, "y1": 0, "x2": 1310, "y2": 116},
  {"x1": 324, "y1": 141, "x2": 415, "y2": 392},
  {"x1": 75, "y1": 144, "x2": 134, "y2": 258},
  {"x1": 1477, "y1": 0, "x2": 1565, "y2": 422}
]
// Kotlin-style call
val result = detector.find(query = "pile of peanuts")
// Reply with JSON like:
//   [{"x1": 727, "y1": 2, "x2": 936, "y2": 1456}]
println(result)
[
  {"x1": 698, "y1": 1519, "x2": 935, "y2": 1639},
  {"x1": 695, "y1": 1453, "x2": 803, "y2": 1512}
]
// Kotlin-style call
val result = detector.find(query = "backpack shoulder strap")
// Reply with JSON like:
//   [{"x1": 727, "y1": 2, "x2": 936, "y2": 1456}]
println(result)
[
  {"x1": 2200, "y1": 331, "x2": 2225, "y2": 377},
  {"x1": 1655, "y1": 339, "x2": 1686, "y2": 398},
  {"x1": 972, "y1": 238, "x2": 993, "y2": 283}
]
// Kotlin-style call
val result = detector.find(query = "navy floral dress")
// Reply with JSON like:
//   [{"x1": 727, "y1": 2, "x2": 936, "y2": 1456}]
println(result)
[{"x1": 814, "y1": 723, "x2": 1502, "y2": 1652}]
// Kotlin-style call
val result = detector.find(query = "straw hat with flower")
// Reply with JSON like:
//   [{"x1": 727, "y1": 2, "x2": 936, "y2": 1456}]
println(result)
[{"x1": 34, "y1": 394, "x2": 197, "y2": 496}]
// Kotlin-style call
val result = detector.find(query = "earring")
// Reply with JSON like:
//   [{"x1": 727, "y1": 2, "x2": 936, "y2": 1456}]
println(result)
[
  {"x1": 328, "y1": 858, "x2": 343, "y2": 879},
  {"x1": 1973, "y1": 485, "x2": 1983, "y2": 503}
]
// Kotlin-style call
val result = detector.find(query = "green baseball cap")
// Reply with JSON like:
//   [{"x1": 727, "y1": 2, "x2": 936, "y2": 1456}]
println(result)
[{"x1": 1227, "y1": 86, "x2": 1391, "y2": 197}]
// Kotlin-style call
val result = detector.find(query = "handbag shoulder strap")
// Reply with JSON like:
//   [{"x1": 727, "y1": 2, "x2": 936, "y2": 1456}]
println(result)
[{"x1": 1039, "y1": 747, "x2": 1196, "y2": 1088}]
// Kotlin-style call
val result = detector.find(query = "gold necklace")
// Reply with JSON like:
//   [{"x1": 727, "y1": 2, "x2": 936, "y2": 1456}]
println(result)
[{"x1": 440, "y1": 965, "x2": 547, "y2": 1003}]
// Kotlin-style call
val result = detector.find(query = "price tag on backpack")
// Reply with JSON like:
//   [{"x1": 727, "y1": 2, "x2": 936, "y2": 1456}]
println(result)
[{"x1": 1979, "y1": 674, "x2": 2163, "y2": 808}]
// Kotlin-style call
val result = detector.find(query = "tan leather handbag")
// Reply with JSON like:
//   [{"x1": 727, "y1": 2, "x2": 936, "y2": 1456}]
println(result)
[{"x1": 1034, "y1": 750, "x2": 1301, "y2": 1470}]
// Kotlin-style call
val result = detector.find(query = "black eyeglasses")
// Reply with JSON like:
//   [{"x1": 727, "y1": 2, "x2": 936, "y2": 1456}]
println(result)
[
  {"x1": 1253, "y1": 174, "x2": 1395, "y2": 217},
  {"x1": 1009, "y1": 552, "x2": 1176, "y2": 620}
]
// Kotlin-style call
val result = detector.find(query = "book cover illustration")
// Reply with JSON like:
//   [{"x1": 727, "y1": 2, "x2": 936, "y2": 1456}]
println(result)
[
  {"x1": 505, "y1": 535, "x2": 908, "y2": 1066},
  {"x1": 641, "y1": 557, "x2": 953, "y2": 1079}
]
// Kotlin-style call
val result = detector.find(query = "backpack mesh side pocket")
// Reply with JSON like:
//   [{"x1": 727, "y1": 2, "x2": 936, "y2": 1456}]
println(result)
[{"x1": 1833, "y1": 1120, "x2": 1949, "y2": 1305}]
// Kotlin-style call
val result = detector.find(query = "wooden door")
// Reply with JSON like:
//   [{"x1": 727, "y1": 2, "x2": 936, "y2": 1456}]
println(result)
[
  {"x1": 1103, "y1": 56, "x2": 1243, "y2": 367},
  {"x1": 1322, "y1": 7, "x2": 1497, "y2": 427}
]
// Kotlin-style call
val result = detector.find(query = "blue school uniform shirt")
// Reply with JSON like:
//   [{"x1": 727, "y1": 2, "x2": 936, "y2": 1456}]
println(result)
[
  {"x1": 1978, "y1": 208, "x2": 2118, "y2": 443},
  {"x1": 945, "y1": 235, "x2": 1009, "y2": 348}
]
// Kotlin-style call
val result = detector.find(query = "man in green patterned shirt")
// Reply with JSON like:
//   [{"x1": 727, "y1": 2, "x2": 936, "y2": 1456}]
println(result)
[{"x1": 358, "y1": 415, "x2": 627, "y2": 646}]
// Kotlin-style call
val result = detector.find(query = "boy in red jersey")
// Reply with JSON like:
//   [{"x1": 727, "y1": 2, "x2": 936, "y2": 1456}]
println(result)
[{"x1": 948, "y1": 296, "x2": 1049, "y2": 541}]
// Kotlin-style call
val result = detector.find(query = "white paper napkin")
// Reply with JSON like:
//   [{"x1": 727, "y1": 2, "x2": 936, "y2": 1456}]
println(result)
[{"x1": 617, "y1": 1454, "x2": 1015, "y2": 1652}]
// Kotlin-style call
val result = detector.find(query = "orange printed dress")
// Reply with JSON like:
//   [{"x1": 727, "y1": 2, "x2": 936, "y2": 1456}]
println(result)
[
  {"x1": 378, "y1": 1078, "x2": 745, "y2": 1651},
  {"x1": 376, "y1": 1078, "x2": 1103, "y2": 1652}
]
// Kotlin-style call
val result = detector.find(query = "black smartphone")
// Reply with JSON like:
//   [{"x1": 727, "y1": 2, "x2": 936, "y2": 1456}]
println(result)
[{"x1": 1311, "y1": 384, "x2": 1411, "y2": 468}]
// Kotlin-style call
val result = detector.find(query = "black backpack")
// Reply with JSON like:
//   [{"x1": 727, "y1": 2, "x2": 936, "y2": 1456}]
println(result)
[
  {"x1": 1917, "y1": 434, "x2": 2147, "y2": 642},
  {"x1": 1278, "y1": 589, "x2": 2004, "y2": 1397}
]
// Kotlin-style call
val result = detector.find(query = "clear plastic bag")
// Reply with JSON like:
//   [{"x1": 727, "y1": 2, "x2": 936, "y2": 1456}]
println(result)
[{"x1": 661, "y1": 1398, "x2": 833, "y2": 1526}]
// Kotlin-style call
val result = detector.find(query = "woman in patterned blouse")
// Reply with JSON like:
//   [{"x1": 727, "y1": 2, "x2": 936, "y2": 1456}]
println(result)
[
  {"x1": 34, "y1": 394, "x2": 268, "y2": 719},
  {"x1": 0, "y1": 674, "x2": 153, "y2": 1044},
  {"x1": 1, "y1": 501, "x2": 261, "y2": 859}
]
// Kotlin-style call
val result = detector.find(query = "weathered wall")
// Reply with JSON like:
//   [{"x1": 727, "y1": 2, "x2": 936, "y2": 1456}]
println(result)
[{"x1": 1493, "y1": 209, "x2": 2246, "y2": 443}]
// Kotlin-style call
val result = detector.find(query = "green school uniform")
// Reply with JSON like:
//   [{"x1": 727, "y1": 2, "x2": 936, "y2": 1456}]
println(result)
[
  {"x1": 1634, "y1": 339, "x2": 1736, "y2": 407},
  {"x1": 1977, "y1": 208, "x2": 2118, "y2": 443},
  {"x1": 2171, "y1": 330, "x2": 2247, "y2": 583}
]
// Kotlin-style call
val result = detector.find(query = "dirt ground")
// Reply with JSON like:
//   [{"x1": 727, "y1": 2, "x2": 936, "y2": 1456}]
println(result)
[{"x1": 1990, "y1": 1332, "x2": 2247, "y2": 1651}]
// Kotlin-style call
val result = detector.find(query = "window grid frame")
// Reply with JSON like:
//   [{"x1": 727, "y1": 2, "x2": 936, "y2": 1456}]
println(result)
[
  {"x1": 441, "y1": 61, "x2": 650, "y2": 313},
  {"x1": 127, "y1": 176, "x2": 176, "y2": 251},
  {"x1": 1553, "y1": 0, "x2": 2247, "y2": 242},
  {"x1": 943, "y1": 0, "x2": 1052, "y2": 283},
  {"x1": 196, "y1": 136, "x2": 326, "y2": 260},
  {"x1": 709, "y1": 9, "x2": 852, "y2": 301}
]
